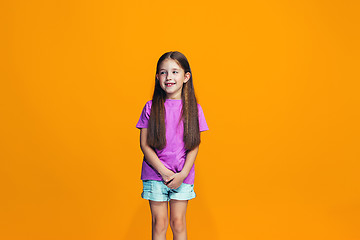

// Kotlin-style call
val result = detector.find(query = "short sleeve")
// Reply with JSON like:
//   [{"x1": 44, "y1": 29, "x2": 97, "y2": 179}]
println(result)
[
  {"x1": 136, "y1": 101, "x2": 152, "y2": 129},
  {"x1": 197, "y1": 103, "x2": 209, "y2": 132}
]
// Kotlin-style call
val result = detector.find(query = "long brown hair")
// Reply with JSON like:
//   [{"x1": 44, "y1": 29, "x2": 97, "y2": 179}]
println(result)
[{"x1": 147, "y1": 51, "x2": 200, "y2": 151}]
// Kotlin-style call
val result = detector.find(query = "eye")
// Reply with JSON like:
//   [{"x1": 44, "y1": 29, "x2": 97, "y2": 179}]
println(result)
[
  {"x1": 173, "y1": 71, "x2": 178, "y2": 74},
  {"x1": 160, "y1": 71, "x2": 166, "y2": 74}
]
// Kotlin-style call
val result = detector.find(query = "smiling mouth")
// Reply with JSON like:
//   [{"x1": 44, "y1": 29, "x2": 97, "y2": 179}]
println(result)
[{"x1": 165, "y1": 83, "x2": 175, "y2": 87}]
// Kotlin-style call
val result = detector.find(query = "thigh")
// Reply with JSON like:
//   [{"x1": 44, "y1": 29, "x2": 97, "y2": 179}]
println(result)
[
  {"x1": 149, "y1": 200, "x2": 169, "y2": 220},
  {"x1": 169, "y1": 199, "x2": 188, "y2": 220}
]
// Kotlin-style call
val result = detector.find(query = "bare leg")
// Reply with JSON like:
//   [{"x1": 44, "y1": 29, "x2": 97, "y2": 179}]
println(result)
[
  {"x1": 149, "y1": 200, "x2": 169, "y2": 240},
  {"x1": 169, "y1": 199, "x2": 188, "y2": 240}
]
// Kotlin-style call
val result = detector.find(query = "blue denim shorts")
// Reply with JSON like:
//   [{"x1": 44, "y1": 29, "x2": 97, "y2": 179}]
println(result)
[{"x1": 141, "y1": 180, "x2": 196, "y2": 202}]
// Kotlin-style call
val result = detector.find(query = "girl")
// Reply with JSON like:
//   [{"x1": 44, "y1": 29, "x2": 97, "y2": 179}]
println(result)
[{"x1": 136, "y1": 51, "x2": 209, "y2": 240}]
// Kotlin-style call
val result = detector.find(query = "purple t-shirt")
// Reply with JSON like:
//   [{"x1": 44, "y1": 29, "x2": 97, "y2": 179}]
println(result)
[{"x1": 136, "y1": 99, "x2": 209, "y2": 184}]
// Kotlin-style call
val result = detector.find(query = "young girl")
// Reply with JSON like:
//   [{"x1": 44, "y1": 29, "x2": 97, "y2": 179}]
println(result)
[{"x1": 136, "y1": 51, "x2": 209, "y2": 240}]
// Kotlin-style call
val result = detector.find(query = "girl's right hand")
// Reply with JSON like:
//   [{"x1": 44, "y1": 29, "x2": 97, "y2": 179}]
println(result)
[{"x1": 159, "y1": 168, "x2": 176, "y2": 184}]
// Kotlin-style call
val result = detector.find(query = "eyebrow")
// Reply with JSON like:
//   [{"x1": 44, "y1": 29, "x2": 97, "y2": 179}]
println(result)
[{"x1": 159, "y1": 68, "x2": 180, "y2": 71}]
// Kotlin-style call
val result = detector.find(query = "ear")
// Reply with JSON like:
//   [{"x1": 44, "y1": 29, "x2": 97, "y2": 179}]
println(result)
[
  {"x1": 184, "y1": 72, "x2": 191, "y2": 83},
  {"x1": 156, "y1": 73, "x2": 159, "y2": 80}
]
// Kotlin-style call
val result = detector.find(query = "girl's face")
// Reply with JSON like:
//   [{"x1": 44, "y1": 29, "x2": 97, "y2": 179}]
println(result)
[{"x1": 156, "y1": 58, "x2": 191, "y2": 100}]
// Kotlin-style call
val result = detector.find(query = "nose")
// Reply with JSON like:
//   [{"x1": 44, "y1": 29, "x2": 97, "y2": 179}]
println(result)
[{"x1": 166, "y1": 73, "x2": 173, "y2": 80}]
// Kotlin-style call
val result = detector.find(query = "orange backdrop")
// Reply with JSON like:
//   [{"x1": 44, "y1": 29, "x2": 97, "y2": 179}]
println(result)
[{"x1": 1, "y1": 0, "x2": 359, "y2": 239}]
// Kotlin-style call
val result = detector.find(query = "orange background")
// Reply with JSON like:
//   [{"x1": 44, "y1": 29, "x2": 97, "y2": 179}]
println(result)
[{"x1": 1, "y1": 0, "x2": 359, "y2": 239}]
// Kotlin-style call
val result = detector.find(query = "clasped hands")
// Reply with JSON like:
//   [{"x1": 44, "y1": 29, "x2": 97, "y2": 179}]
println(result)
[{"x1": 160, "y1": 169, "x2": 186, "y2": 190}]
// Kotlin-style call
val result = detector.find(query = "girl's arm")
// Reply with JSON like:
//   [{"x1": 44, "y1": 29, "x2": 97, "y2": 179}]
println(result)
[
  {"x1": 166, "y1": 145, "x2": 199, "y2": 189},
  {"x1": 140, "y1": 128, "x2": 175, "y2": 183},
  {"x1": 180, "y1": 145, "x2": 199, "y2": 177}
]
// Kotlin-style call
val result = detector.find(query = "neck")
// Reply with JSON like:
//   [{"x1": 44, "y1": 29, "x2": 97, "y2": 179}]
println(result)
[{"x1": 166, "y1": 93, "x2": 182, "y2": 100}]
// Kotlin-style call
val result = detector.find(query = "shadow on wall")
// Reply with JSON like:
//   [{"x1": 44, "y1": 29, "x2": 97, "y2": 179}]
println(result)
[{"x1": 123, "y1": 195, "x2": 218, "y2": 239}]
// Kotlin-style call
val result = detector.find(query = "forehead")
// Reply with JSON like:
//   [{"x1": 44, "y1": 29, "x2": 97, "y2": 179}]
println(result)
[{"x1": 159, "y1": 58, "x2": 182, "y2": 70}]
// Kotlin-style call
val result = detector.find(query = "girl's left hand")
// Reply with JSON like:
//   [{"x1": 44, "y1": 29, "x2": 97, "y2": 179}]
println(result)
[{"x1": 165, "y1": 172, "x2": 186, "y2": 189}]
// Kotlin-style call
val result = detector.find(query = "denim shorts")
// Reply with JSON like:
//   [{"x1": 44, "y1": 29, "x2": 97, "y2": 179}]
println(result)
[{"x1": 141, "y1": 180, "x2": 196, "y2": 202}]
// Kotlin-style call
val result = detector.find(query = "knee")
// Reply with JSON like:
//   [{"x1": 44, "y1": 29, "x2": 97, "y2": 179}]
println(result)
[
  {"x1": 170, "y1": 217, "x2": 186, "y2": 233},
  {"x1": 152, "y1": 216, "x2": 168, "y2": 233}
]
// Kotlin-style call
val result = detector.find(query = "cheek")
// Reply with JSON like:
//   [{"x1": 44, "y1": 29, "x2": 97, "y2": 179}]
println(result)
[
  {"x1": 159, "y1": 75, "x2": 166, "y2": 82},
  {"x1": 159, "y1": 80, "x2": 166, "y2": 88}
]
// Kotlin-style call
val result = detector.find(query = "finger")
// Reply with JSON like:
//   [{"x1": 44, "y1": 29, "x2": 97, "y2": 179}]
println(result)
[
  {"x1": 169, "y1": 184, "x2": 177, "y2": 190},
  {"x1": 167, "y1": 180, "x2": 176, "y2": 188},
  {"x1": 165, "y1": 178, "x2": 174, "y2": 185},
  {"x1": 166, "y1": 172, "x2": 178, "y2": 184}
]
